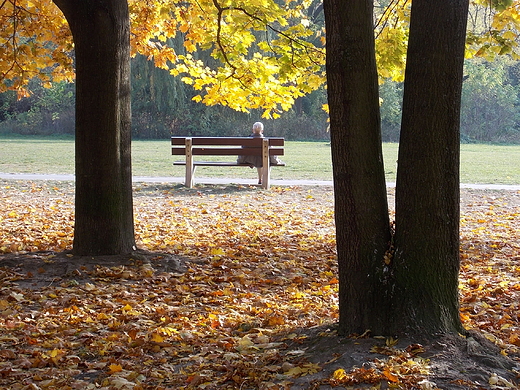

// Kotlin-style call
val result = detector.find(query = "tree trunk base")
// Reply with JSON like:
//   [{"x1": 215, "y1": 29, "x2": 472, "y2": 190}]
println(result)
[{"x1": 284, "y1": 324, "x2": 518, "y2": 389}]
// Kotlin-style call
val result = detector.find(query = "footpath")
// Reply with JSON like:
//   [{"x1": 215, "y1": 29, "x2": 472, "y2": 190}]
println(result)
[{"x1": 0, "y1": 173, "x2": 519, "y2": 190}]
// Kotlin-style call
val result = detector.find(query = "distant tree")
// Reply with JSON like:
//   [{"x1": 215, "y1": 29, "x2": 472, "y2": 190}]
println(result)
[
  {"x1": 461, "y1": 58, "x2": 520, "y2": 142},
  {"x1": 0, "y1": 82, "x2": 75, "y2": 135},
  {"x1": 379, "y1": 80, "x2": 403, "y2": 142}
]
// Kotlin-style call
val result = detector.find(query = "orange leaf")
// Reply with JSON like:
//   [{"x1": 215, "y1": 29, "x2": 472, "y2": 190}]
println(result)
[
  {"x1": 509, "y1": 333, "x2": 520, "y2": 347},
  {"x1": 383, "y1": 368, "x2": 399, "y2": 382},
  {"x1": 267, "y1": 315, "x2": 285, "y2": 326}
]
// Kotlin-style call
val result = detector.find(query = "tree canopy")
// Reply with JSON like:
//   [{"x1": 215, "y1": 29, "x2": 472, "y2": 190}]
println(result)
[
  {"x1": 2, "y1": 0, "x2": 325, "y2": 117},
  {"x1": 2, "y1": 0, "x2": 520, "y2": 116}
]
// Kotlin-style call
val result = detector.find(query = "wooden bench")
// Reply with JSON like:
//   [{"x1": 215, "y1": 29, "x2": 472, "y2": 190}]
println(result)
[{"x1": 171, "y1": 136, "x2": 285, "y2": 189}]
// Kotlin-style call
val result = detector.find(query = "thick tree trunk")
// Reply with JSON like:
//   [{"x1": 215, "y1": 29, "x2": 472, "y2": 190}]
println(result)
[
  {"x1": 324, "y1": 0, "x2": 392, "y2": 336},
  {"x1": 393, "y1": 0, "x2": 469, "y2": 335},
  {"x1": 53, "y1": 0, "x2": 135, "y2": 255}
]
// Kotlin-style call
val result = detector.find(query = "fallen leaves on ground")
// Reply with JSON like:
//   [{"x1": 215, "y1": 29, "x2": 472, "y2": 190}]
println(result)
[
  {"x1": 459, "y1": 193, "x2": 520, "y2": 360},
  {"x1": 0, "y1": 182, "x2": 519, "y2": 389}
]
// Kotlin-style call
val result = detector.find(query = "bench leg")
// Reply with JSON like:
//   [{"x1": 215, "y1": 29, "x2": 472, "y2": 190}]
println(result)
[
  {"x1": 185, "y1": 138, "x2": 194, "y2": 188},
  {"x1": 262, "y1": 166, "x2": 270, "y2": 189},
  {"x1": 186, "y1": 165, "x2": 196, "y2": 188},
  {"x1": 262, "y1": 138, "x2": 270, "y2": 189}
]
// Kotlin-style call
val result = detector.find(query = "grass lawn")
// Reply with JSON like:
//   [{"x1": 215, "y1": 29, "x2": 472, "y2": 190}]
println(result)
[{"x1": 0, "y1": 135, "x2": 519, "y2": 184}]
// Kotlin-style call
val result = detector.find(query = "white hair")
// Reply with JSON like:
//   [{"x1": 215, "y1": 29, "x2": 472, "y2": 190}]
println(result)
[{"x1": 252, "y1": 122, "x2": 264, "y2": 134}]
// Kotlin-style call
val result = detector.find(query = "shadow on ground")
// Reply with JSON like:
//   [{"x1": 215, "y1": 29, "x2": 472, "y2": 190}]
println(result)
[{"x1": 1, "y1": 250, "x2": 518, "y2": 389}]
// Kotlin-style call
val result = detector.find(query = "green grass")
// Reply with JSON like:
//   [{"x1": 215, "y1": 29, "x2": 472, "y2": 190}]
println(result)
[
  {"x1": 0, "y1": 135, "x2": 76, "y2": 175},
  {"x1": 1, "y1": 135, "x2": 519, "y2": 184}
]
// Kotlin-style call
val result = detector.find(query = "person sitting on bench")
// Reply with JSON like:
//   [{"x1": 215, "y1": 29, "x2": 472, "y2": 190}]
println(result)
[{"x1": 237, "y1": 122, "x2": 284, "y2": 184}]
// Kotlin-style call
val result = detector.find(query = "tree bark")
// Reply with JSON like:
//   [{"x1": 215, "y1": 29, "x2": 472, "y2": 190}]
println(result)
[
  {"x1": 324, "y1": 0, "x2": 470, "y2": 337},
  {"x1": 53, "y1": 0, "x2": 135, "y2": 255},
  {"x1": 393, "y1": 0, "x2": 469, "y2": 335},
  {"x1": 323, "y1": 0, "x2": 392, "y2": 336}
]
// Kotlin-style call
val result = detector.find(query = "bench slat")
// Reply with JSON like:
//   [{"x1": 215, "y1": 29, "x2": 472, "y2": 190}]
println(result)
[
  {"x1": 172, "y1": 147, "x2": 284, "y2": 156},
  {"x1": 173, "y1": 161, "x2": 286, "y2": 166},
  {"x1": 171, "y1": 136, "x2": 284, "y2": 147}
]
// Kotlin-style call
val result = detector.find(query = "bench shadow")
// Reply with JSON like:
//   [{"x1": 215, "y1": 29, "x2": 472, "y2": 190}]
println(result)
[{"x1": 133, "y1": 182, "x2": 265, "y2": 197}]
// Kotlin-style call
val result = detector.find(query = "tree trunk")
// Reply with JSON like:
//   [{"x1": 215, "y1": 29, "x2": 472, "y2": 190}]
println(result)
[
  {"x1": 393, "y1": 0, "x2": 469, "y2": 335},
  {"x1": 323, "y1": 0, "x2": 392, "y2": 336},
  {"x1": 53, "y1": 0, "x2": 135, "y2": 255}
]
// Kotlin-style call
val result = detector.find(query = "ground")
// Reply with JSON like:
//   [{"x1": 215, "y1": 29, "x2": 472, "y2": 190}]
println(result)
[
  {"x1": 0, "y1": 250, "x2": 518, "y2": 389},
  {"x1": 0, "y1": 182, "x2": 519, "y2": 389}
]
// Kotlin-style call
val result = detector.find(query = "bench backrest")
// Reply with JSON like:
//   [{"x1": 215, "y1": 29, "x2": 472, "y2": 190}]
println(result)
[{"x1": 171, "y1": 136, "x2": 284, "y2": 157}]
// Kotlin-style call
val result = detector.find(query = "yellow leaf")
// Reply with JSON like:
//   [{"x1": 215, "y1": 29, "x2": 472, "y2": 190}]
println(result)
[
  {"x1": 50, "y1": 349, "x2": 60, "y2": 358},
  {"x1": 210, "y1": 248, "x2": 225, "y2": 256},
  {"x1": 108, "y1": 363, "x2": 123, "y2": 373},
  {"x1": 333, "y1": 368, "x2": 347, "y2": 380},
  {"x1": 151, "y1": 333, "x2": 164, "y2": 343},
  {"x1": 97, "y1": 313, "x2": 110, "y2": 320},
  {"x1": 386, "y1": 336, "x2": 399, "y2": 347}
]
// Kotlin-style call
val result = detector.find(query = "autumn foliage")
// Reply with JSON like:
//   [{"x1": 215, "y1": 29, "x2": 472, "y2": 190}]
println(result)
[
  {"x1": 1, "y1": 0, "x2": 325, "y2": 117},
  {"x1": 3, "y1": 0, "x2": 520, "y2": 115},
  {"x1": 0, "y1": 181, "x2": 519, "y2": 388}
]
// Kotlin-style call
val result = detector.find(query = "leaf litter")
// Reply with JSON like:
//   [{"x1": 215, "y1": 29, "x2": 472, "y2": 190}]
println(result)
[{"x1": 0, "y1": 180, "x2": 519, "y2": 389}]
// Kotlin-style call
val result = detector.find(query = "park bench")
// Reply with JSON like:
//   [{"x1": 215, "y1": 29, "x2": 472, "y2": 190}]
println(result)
[{"x1": 171, "y1": 136, "x2": 285, "y2": 189}]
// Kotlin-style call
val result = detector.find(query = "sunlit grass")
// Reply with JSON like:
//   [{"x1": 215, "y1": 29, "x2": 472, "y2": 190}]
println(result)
[{"x1": 0, "y1": 135, "x2": 519, "y2": 184}]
